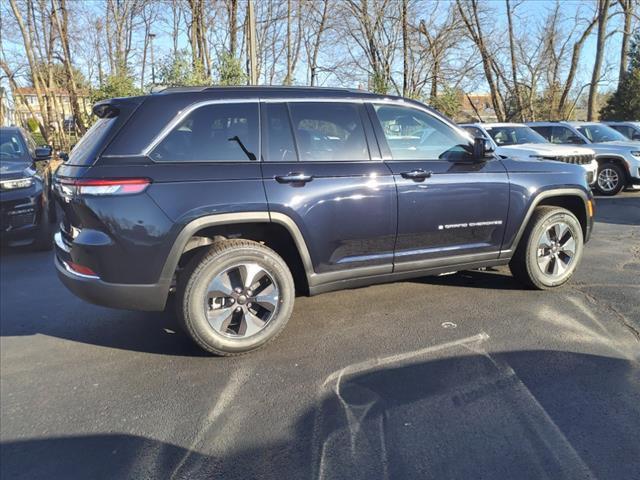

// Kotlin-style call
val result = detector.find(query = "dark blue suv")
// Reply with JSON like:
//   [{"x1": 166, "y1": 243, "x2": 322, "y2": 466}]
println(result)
[{"x1": 53, "y1": 87, "x2": 594, "y2": 355}]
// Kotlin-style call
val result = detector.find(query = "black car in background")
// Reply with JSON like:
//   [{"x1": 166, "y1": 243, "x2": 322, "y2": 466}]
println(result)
[{"x1": 0, "y1": 127, "x2": 57, "y2": 250}]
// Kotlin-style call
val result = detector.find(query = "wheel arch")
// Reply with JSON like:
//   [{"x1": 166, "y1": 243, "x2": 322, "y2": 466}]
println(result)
[
  {"x1": 595, "y1": 155, "x2": 630, "y2": 181},
  {"x1": 507, "y1": 188, "x2": 592, "y2": 254},
  {"x1": 160, "y1": 212, "x2": 314, "y2": 295}
]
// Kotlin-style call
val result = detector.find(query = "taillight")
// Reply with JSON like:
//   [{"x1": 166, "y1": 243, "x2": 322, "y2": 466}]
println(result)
[
  {"x1": 58, "y1": 178, "x2": 151, "y2": 196},
  {"x1": 67, "y1": 261, "x2": 97, "y2": 277}
]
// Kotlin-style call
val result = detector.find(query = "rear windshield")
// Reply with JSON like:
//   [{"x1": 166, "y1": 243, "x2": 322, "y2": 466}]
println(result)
[{"x1": 66, "y1": 118, "x2": 116, "y2": 166}]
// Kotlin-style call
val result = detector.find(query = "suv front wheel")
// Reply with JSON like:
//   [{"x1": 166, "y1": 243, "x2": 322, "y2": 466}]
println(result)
[
  {"x1": 510, "y1": 206, "x2": 584, "y2": 289},
  {"x1": 178, "y1": 239, "x2": 295, "y2": 355}
]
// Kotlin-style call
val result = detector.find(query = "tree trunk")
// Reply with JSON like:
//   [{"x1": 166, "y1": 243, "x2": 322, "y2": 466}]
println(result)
[
  {"x1": 506, "y1": 0, "x2": 523, "y2": 121},
  {"x1": 587, "y1": 0, "x2": 610, "y2": 120},
  {"x1": 9, "y1": 0, "x2": 51, "y2": 143},
  {"x1": 402, "y1": 0, "x2": 408, "y2": 96},
  {"x1": 229, "y1": 0, "x2": 238, "y2": 56},
  {"x1": 51, "y1": 0, "x2": 87, "y2": 134},
  {"x1": 618, "y1": 0, "x2": 633, "y2": 85},
  {"x1": 557, "y1": 15, "x2": 598, "y2": 117}
]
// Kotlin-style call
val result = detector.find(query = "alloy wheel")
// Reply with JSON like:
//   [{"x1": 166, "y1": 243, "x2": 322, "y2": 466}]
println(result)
[
  {"x1": 597, "y1": 167, "x2": 619, "y2": 192},
  {"x1": 536, "y1": 222, "x2": 576, "y2": 277},
  {"x1": 204, "y1": 263, "x2": 280, "y2": 338}
]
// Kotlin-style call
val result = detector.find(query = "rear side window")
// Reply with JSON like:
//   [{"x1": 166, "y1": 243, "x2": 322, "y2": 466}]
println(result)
[
  {"x1": 66, "y1": 118, "x2": 116, "y2": 166},
  {"x1": 262, "y1": 103, "x2": 297, "y2": 162},
  {"x1": 288, "y1": 102, "x2": 369, "y2": 161},
  {"x1": 150, "y1": 103, "x2": 258, "y2": 162},
  {"x1": 551, "y1": 126, "x2": 586, "y2": 144}
]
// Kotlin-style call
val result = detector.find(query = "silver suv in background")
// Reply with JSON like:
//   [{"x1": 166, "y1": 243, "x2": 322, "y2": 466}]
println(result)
[
  {"x1": 603, "y1": 121, "x2": 640, "y2": 141},
  {"x1": 461, "y1": 123, "x2": 598, "y2": 186},
  {"x1": 528, "y1": 121, "x2": 640, "y2": 196}
]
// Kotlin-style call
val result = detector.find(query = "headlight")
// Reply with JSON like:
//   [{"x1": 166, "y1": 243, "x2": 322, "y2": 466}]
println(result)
[
  {"x1": 631, "y1": 151, "x2": 640, "y2": 158},
  {"x1": 0, "y1": 177, "x2": 34, "y2": 191}
]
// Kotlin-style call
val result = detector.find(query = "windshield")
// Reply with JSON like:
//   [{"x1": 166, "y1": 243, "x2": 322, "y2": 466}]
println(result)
[
  {"x1": 0, "y1": 130, "x2": 29, "y2": 162},
  {"x1": 577, "y1": 124, "x2": 628, "y2": 143},
  {"x1": 485, "y1": 126, "x2": 547, "y2": 145}
]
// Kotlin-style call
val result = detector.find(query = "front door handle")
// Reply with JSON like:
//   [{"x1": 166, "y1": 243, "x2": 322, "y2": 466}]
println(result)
[
  {"x1": 401, "y1": 169, "x2": 432, "y2": 180},
  {"x1": 275, "y1": 172, "x2": 314, "y2": 184}
]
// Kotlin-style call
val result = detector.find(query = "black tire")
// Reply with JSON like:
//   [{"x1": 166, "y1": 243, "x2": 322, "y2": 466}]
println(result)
[
  {"x1": 177, "y1": 239, "x2": 295, "y2": 356},
  {"x1": 509, "y1": 206, "x2": 583, "y2": 290},
  {"x1": 595, "y1": 162, "x2": 625, "y2": 196}
]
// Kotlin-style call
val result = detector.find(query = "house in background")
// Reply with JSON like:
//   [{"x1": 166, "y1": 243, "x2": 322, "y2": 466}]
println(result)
[
  {"x1": 459, "y1": 92, "x2": 498, "y2": 123},
  {"x1": 13, "y1": 87, "x2": 91, "y2": 130}
]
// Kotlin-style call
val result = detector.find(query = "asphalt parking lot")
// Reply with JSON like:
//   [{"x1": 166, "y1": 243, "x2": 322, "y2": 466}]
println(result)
[{"x1": 1, "y1": 192, "x2": 639, "y2": 480}]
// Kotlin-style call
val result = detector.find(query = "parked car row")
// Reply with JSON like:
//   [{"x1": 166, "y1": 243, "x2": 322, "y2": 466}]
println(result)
[{"x1": 460, "y1": 121, "x2": 640, "y2": 196}]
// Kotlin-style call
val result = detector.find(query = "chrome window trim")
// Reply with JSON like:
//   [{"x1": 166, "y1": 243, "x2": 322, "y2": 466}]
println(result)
[
  {"x1": 142, "y1": 96, "x2": 455, "y2": 157},
  {"x1": 142, "y1": 98, "x2": 260, "y2": 157}
]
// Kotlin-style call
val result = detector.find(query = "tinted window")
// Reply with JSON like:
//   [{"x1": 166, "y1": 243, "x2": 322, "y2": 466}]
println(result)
[
  {"x1": 288, "y1": 103, "x2": 369, "y2": 161},
  {"x1": 67, "y1": 118, "x2": 116, "y2": 165},
  {"x1": 374, "y1": 104, "x2": 472, "y2": 161},
  {"x1": 151, "y1": 103, "x2": 258, "y2": 162},
  {"x1": 530, "y1": 126, "x2": 551, "y2": 140},
  {"x1": 577, "y1": 124, "x2": 627, "y2": 143},
  {"x1": 485, "y1": 126, "x2": 547, "y2": 145},
  {"x1": 610, "y1": 125, "x2": 633, "y2": 139},
  {"x1": 0, "y1": 130, "x2": 28, "y2": 161},
  {"x1": 540, "y1": 126, "x2": 585, "y2": 145},
  {"x1": 263, "y1": 103, "x2": 297, "y2": 162}
]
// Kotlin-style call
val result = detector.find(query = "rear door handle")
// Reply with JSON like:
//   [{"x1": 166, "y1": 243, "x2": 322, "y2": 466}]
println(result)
[
  {"x1": 275, "y1": 172, "x2": 314, "y2": 184},
  {"x1": 401, "y1": 169, "x2": 432, "y2": 180}
]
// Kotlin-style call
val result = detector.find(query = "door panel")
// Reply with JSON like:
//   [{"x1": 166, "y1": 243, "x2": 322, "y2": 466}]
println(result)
[
  {"x1": 387, "y1": 159, "x2": 509, "y2": 266},
  {"x1": 262, "y1": 102, "x2": 396, "y2": 275},
  {"x1": 368, "y1": 103, "x2": 510, "y2": 268}
]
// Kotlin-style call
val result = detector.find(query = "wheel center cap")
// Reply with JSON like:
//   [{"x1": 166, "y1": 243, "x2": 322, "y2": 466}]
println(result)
[{"x1": 237, "y1": 294, "x2": 247, "y2": 305}]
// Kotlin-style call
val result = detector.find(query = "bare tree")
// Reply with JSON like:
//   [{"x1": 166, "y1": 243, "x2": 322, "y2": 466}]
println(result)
[
  {"x1": 303, "y1": 0, "x2": 330, "y2": 86},
  {"x1": 587, "y1": 0, "x2": 611, "y2": 120},
  {"x1": 456, "y1": 0, "x2": 506, "y2": 121}
]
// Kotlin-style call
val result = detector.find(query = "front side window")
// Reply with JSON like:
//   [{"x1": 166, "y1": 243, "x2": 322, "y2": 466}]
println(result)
[
  {"x1": 150, "y1": 103, "x2": 258, "y2": 162},
  {"x1": 577, "y1": 124, "x2": 627, "y2": 143},
  {"x1": 288, "y1": 102, "x2": 369, "y2": 161},
  {"x1": 549, "y1": 126, "x2": 585, "y2": 145},
  {"x1": 485, "y1": 126, "x2": 547, "y2": 145},
  {"x1": 374, "y1": 104, "x2": 472, "y2": 161}
]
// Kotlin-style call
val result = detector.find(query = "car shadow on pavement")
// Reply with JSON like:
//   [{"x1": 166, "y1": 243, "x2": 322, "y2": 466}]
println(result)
[
  {"x1": 594, "y1": 194, "x2": 640, "y2": 226},
  {"x1": 416, "y1": 267, "x2": 524, "y2": 290},
  {"x1": 2, "y1": 350, "x2": 639, "y2": 480}
]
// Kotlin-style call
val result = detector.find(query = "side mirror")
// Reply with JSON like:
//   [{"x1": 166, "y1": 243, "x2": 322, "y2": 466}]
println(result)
[
  {"x1": 632, "y1": 133, "x2": 640, "y2": 141},
  {"x1": 473, "y1": 137, "x2": 494, "y2": 161},
  {"x1": 34, "y1": 145, "x2": 53, "y2": 159},
  {"x1": 567, "y1": 136, "x2": 584, "y2": 144},
  {"x1": 58, "y1": 152, "x2": 69, "y2": 162}
]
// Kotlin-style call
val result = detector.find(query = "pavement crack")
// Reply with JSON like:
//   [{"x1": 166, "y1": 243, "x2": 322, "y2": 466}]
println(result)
[{"x1": 570, "y1": 285, "x2": 640, "y2": 343}]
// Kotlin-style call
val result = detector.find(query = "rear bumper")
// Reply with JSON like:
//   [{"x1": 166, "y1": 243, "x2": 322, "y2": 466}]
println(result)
[{"x1": 54, "y1": 233, "x2": 168, "y2": 311}]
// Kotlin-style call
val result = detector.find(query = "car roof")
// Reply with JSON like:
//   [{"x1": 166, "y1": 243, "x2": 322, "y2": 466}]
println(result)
[{"x1": 154, "y1": 85, "x2": 388, "y2": 100}]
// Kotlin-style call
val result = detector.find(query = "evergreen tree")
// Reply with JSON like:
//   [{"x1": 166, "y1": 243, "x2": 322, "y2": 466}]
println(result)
[{"x1": 600, "y1": 31, "x2": 640, "y2": 120}]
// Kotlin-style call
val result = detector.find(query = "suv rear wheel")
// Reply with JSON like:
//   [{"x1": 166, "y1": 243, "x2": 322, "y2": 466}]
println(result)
[
  {"x1": 510, "y1": 206, "x2": 583, "y2": 289},
  {"x1": 177, "y1": 239, "x2": 295, "y2": 355},
  {"x1": 596, "y1": 162, "x2": 625, "y2": 196}
]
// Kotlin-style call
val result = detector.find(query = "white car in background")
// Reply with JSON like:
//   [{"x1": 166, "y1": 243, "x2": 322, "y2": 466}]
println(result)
[
  {"x1": 528, "y1": 121, "x2": 640, "y2": 196},
  {"x1": 603, "y1": 121, "x2": 640, "y2": 141},
  {"x1": 460, "y1": 123, "x2": 598, "y2": 187}
]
